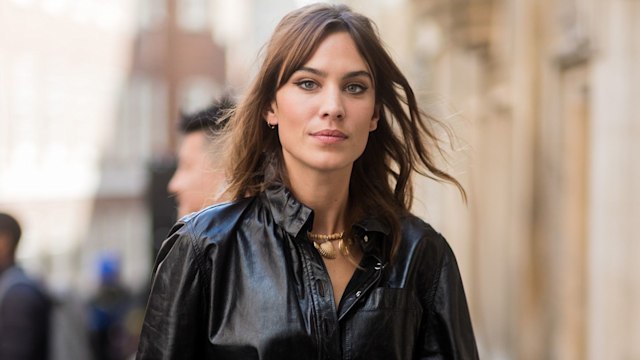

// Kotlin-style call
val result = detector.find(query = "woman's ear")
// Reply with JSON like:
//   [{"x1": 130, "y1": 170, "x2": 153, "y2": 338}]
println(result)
[
  {"x1": 263, "y1": 102, "x2": 278, "y2": 126},
  {"x1": 369, "y1": 105, "x2": 380, "y2": 131}
]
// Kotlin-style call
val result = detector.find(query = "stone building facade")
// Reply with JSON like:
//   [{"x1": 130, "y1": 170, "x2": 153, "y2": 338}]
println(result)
[{"x1": 341, "y1": 0, "x2": 639, "y2": 358}]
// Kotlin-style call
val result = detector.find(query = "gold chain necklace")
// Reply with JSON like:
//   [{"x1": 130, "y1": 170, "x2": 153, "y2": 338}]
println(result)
[{"x1": 307, "y1": 231, "x2": 351, "y2": 259}]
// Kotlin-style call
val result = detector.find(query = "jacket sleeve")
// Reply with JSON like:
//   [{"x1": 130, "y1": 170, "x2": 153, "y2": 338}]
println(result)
[
  {"x1": 417, "y1": 238, "x2": 479, "y2": 360},
  {"x1": 0, "y1": 283, "x2": 51, "y2": 360},
  {"x1": 136, "y1": 221, "x2": 207, "y2": 360}
]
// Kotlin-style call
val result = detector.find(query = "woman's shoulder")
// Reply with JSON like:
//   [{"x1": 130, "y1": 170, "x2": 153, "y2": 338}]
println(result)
[
  {"x1": 394, "y1": 215, "x2": 464, "y2": 298},
  {"x1": 165, "y1": 197, "x2": 257, "y2": 249},
  {"x1": 399, "y1": 214, "x2": 446, "y2": 246},
  {"x1": 396, "y1": 214, "x2": 454, "y2": 264},
  {"x1": 186, "y1": 197, "x2": 255, "y2": 226},
  {"x1": 176, "y1": 197, "x2": 256, "y2": 235}
]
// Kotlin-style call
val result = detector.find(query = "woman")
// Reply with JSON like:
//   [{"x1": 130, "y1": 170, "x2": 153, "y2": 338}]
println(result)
[{"x1": 137, "y1": 3, "x2": 478, "y2": 359}]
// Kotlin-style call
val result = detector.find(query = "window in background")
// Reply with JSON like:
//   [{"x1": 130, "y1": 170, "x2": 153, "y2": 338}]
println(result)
[
  {"x1": 177, "y1": 0, "x2": 210, "y2": 32},
  {"x1": 139, "y1": 0, "x2": 167, "y2": 31},
  {"x1": 120, "y1": 75, "x2": 169, "y2": 161}
]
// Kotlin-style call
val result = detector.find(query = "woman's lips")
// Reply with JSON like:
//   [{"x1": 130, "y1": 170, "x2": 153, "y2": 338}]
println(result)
[{"x1": 310, "y1": 129, "x2": 348, "y2": 144}]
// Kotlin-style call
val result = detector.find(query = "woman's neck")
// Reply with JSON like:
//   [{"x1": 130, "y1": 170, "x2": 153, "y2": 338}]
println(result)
[{"x1": 285, "y1": 164, "x2": 352, "y2": 235}]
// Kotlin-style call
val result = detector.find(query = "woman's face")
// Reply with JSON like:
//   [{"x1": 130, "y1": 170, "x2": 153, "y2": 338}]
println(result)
[{"x1": 265, "y1": 31, "x2": 378, "y2": 177}]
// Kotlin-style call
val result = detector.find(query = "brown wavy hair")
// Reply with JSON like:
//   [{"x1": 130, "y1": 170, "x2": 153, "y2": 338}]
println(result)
[{"x1": 224, "y1": 3, "x2": 465, "y2": 259}]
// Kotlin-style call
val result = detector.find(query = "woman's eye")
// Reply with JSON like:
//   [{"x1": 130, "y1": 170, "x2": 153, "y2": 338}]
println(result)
[
  {"x1": 345, "y1": 83, "x2": 367, "y2": 94},
  {"x1": 296, "y1": 80, "x2": 317, "y2": 90}
]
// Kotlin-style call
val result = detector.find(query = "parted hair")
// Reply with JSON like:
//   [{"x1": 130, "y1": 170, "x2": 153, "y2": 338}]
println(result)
[{"x1": 224, "y1": 3, "x2": 465, "y2": 259}]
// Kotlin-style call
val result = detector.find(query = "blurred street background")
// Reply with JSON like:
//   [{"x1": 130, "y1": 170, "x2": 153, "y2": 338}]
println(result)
[{"x1": 1, "y1": 0, "x2": 638, "y2": 359}]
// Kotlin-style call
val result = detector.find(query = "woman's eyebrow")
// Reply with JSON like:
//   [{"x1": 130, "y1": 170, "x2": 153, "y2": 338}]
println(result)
[
  {"x1": 296, "y1": 66, "x2": 372, "y2": 81},
  {"x1": 342, "y1": 70, "x2": 372, "y2": 81}
]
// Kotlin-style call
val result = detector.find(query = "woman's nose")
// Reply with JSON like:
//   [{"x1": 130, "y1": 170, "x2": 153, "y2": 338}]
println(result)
[{"x1": 320, "y1": 87, "x2": 345, "y2": 120}]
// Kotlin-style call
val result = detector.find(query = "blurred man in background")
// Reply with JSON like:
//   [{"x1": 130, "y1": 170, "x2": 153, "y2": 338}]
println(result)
[
  {"x1": 168, "y1": 97, "x2": 234, "y2": 217},
  {"x1": 0, "y1": 212, "x2": 51, "y2": 360},
  {"x1": 132, "y1": 99, "x2": 235, "y2": 357}
]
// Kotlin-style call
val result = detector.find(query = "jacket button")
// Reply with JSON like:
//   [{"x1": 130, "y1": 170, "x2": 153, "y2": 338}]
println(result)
[{"x1": 363, "y1": 235, "x2": 369, "y2": 243}]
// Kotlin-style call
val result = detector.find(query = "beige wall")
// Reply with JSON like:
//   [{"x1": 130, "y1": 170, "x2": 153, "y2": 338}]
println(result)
[{"x1": 588, "y1": 1, "x2": 640, "y2": 358}]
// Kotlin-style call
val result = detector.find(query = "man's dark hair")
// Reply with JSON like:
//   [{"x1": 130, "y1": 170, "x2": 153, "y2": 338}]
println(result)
[
  {"x1": 179, "y1": 97, "x2": 235, "y2": 135},
  {"x1": 0, "y1": 212, "x2": 22, "y2": 249}
]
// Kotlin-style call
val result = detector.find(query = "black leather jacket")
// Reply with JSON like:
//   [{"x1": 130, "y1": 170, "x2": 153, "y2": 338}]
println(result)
[{"x1": 136, "y1": 185, "x2": 478, "y2": 359}]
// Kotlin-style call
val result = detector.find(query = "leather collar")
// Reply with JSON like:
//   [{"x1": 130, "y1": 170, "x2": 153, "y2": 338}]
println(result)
[{"x1": 263, "y1": 183, "x2": 390, "y2": 248}]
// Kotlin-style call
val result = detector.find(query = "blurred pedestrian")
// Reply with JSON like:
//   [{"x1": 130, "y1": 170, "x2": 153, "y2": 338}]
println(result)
[
  {"x1": 0, "y1": 212, "x2": 51, "y2": 360},
  {"x1": 168, "y1": 97, "x2": 234, "y2": 217},
  {"x1": 137, "y1": 4, "x2": 477, "y2": 360},
  {"x1": 87, "y1": 254, "x2": 135, "y2": 360}
]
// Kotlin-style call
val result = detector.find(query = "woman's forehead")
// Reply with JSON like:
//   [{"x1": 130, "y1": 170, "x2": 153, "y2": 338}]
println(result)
[{"x1": 280, "y1": 31, "x2": 375, "y2": 82}]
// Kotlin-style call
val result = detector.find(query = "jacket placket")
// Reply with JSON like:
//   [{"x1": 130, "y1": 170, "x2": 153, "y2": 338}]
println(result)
[{"x1": 297, "y1": 233, "x2": 386, "y2": 360}]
